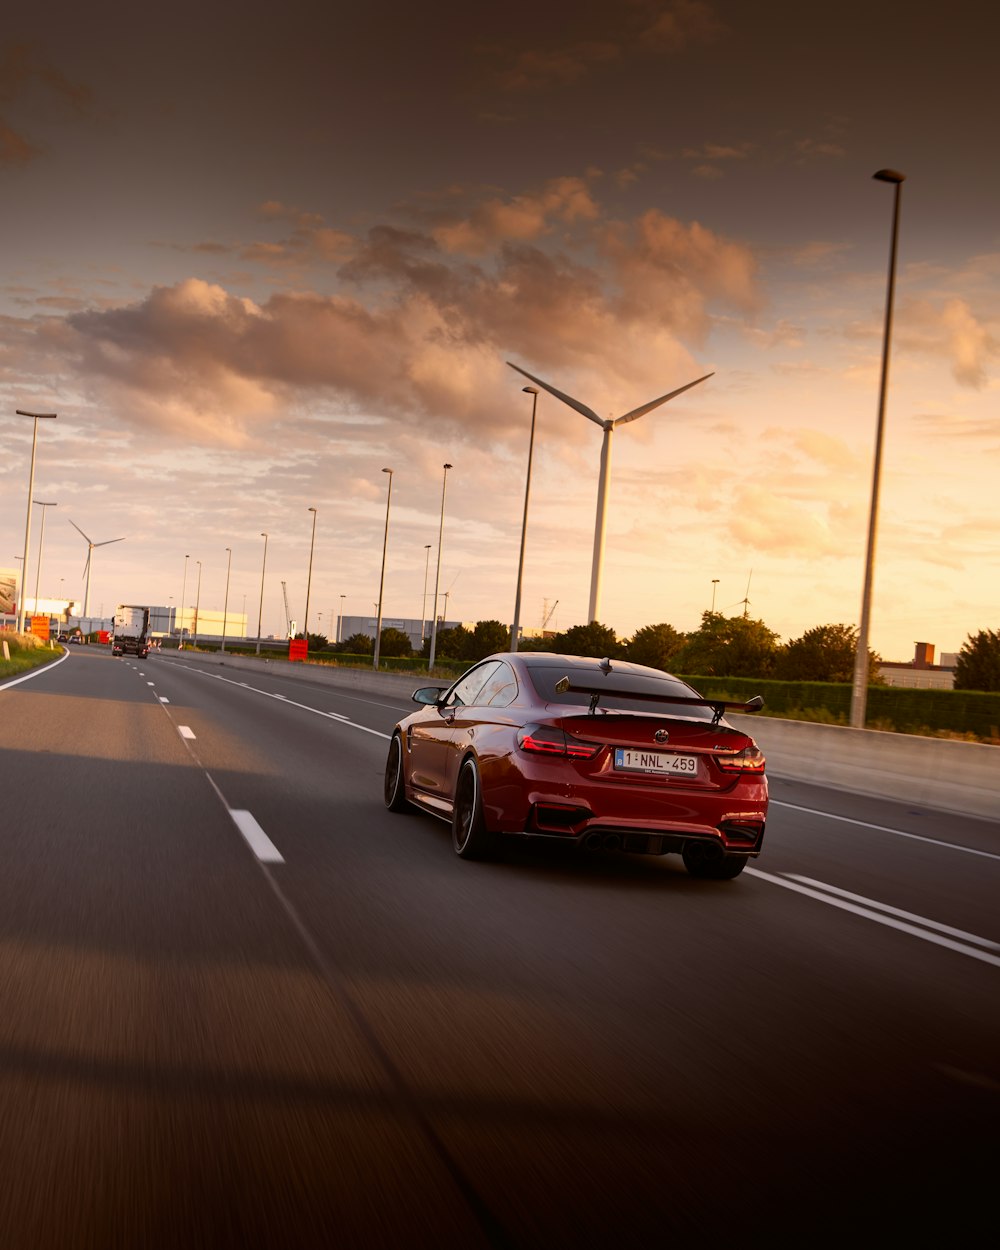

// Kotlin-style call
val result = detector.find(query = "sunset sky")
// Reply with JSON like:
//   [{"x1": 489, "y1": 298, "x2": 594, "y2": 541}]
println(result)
[{"x1": 2, "y1": 0, "x2": 997, "y2": 658}]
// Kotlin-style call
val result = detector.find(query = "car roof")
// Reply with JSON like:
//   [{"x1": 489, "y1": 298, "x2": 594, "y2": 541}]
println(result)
[{"x1": 484, "y1": 652, "x2": 679, "y2": 680}]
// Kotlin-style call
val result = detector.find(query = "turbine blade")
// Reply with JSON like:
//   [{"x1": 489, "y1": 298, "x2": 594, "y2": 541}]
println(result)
[
  {"x1": 96, "y1": 537, "x2": 126, "y2": 547},
  {"x1": 507, "y1": 362, "x2": 605, "y2": 427},
  {"x1": 69, "y1": 518, "x2": 93, "y2": 543},
  {"x1": 613, "y1": 372, "x2": 714, "y2": 426}
]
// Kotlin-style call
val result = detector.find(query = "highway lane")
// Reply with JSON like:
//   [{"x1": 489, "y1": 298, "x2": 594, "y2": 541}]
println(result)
[{"x1": 1, "y1": 647, "x2": 997, "y2": 1248}]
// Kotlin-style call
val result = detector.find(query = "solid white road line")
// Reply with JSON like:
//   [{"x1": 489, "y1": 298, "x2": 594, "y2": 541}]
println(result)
[
  {"x1": 230, "y1": 809, "x2": 285, "y2": 863},
  {"x1": 770, "y1": 799, "x2": 1000, "y2": 860},
  {"x1": 178, "y1": 726, "x2": 196, "y2": 739},
  {"x1": 0, "y1": 648, "x2": 70, "y2": 690},
  {"x1": 187, "y1": 667, "x2": 391, "y2": 739},
  {"x1": 783, "y1": 874, "x2": 1000, "y2": 950},
  {"x1": 746, "y1": 866, "x2": 1000, "y2": 968}
]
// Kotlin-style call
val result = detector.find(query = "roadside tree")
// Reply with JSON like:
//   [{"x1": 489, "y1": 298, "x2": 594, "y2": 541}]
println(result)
[
  {"x1": 469, "y1": 619, "x2": 509, "y2": 660},
  {"x1": 551, "y1": 621, "x2": 622, "y2": 659},
  {"x1": 378, "y1": 627, "x2": 412, "y2": 658},
  {"x1": 776, "y1": 623, "x2": 880, "y2": 683},
  {"x1": 953, "y1": 628, "x2": 1000, "y2": 691},
  {"x1": 624, "y1": 623, "x2": 685, "y2": 670},
  {"x1": 675, "y1": 611, "x2": 779, "y2": 677}
]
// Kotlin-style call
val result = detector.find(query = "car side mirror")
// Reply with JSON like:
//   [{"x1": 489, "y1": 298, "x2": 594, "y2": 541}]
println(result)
[{"x1": 412, "y1": 686, "x2": 447, "y2": 706}]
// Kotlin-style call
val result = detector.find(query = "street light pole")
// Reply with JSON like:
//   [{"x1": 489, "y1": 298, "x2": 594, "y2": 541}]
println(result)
[
  {"x1": 510, "y1": 386, "x2": 539, "y2": 652},
  {"x1": 427, "y1": 463, "x2": 453, "y2": 671},
  {"x1": 303, "y1": 507, "x2": 317, "y2": 641},
  {"x1": 221, "y1": 547, "x2": 232, "y2": 653},
  {"x1": 14, "y1": 409, "x2": 57, "y2": 632},
  {"x1": 420, "y1": 545, "x2": 432, "y2": 642},
  {"x1": 338, "y1": 594, "x2": 346, "y2": 643},
  {"x1": 710, "y1": 579, "x2": 719, "y2": 613},
  {"x1": 193, "y1": 561, "x2": 202, "y2": 648},
  {"x1": 32, "y1": 500, "x2": 57, "y2": 619},
  {"x1": 851, "y1": 169, "x2": 906, "y2": 730},
  {"x1": 178, "y1": 554, "x2": 189, "y2": 649},
  {"x1": 373, "y1": 468, "x2": 393, "y2": 669},
  {"x1": 256, "y1": 532, "x2": 268, "y2": 655}
]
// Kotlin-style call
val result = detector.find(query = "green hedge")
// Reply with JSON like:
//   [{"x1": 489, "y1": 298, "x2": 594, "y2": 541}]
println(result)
[{"x1": 678, "y1": 675, "x2": 1000, "y2": 742}]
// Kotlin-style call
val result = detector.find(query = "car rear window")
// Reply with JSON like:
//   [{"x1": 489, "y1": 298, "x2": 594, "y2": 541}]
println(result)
[{"x1": 524, "y1": 662, "x2": 716, "y2": 720}]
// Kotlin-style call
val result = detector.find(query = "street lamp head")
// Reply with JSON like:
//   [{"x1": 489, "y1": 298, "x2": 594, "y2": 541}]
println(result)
[
  {"x1": 522, "y1": 386, "x2": 539, "y2": 395},
  {"x1": 444, "y1": 462, "x2": 453, "y2": 470},
  {"x1": 15, "y1": 410, "x2": 57, "y2": 419},
  {"x1": 33, "y1": 499, "x2": 57, "y2": 506},
  {"x1": 873, "y1": 169, "x2": 905, "y2": 184},
  {"x1": 308, "y1": 506, "x2": 316, "y2": 514},
  {"x1": 382, "y1": 467, "x2": 392, "y2": 475}
]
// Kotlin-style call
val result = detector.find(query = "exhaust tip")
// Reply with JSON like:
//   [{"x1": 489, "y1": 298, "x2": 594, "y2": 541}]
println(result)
[
  {"x1": 585, "y1": 833, "x2": 603, "y2": 850},
  {"x1": 602, "y1": 834, "x2": 622, "y2": 851}
]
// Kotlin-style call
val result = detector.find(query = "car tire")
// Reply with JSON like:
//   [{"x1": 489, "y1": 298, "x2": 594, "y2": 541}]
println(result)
[
  {"x1": 682, "y1": 842, "x2": 747, "y2": 880},
  {"x1": 384, "y1": 733, "x2": 414, "y2": 813},
  {"x1": 452, "y1": 758, "x2": 496, "y2": 860}
]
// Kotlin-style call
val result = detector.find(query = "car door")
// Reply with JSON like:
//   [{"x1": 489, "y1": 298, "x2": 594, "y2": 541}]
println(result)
[{"x1": 408, "y1": 662, "x2": 501, "y2": 808}]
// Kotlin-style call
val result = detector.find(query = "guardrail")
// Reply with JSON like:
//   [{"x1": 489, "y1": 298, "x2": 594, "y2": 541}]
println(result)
[{"x1": 168, "y1": 650, "x2": 1000, "y2": 823}]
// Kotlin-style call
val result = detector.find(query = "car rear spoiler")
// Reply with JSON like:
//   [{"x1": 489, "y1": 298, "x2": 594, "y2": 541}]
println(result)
[{"x1": 553, "y1": 676, "x2": 764, "y2": 723}]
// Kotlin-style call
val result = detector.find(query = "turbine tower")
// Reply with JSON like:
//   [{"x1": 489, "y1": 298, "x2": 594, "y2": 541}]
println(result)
[
  {"x1": 69, "y1": 520, "x2": 125, "y2": 618},
  {"x1": 507, "y1": 362, "x2": 713, "y2": 623}
]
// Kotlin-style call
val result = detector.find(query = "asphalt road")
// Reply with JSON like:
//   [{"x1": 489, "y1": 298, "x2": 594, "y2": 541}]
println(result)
[{"x1": 1, "y1": 647, "x2": 997, "y2": 1248}]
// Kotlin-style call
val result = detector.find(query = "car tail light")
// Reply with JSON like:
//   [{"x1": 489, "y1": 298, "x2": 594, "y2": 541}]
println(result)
[
  {"x1": 516, "y1": 724, "x2": 601, "y2": 759},
  {"x1": 716, "y1": 745, "x2": 766, "y2": 774}
]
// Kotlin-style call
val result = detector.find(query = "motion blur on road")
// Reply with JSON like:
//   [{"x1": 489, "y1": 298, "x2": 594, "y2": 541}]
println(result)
[{"x1": 1, "y1": 648, "x2": 997, "y2": 1248}]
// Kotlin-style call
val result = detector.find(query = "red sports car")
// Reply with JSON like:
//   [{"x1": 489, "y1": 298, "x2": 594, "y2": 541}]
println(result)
[{"x1": 384, "y1": 652, "x2": 768, "y2": 879}]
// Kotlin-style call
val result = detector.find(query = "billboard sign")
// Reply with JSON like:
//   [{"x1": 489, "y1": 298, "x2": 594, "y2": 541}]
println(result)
[
  {"x1": 0, "y1": 569, "x2": 16, "y2": 616},
  {"x1": 31, "y1": 615, "x2": 51, "y2": 641}
]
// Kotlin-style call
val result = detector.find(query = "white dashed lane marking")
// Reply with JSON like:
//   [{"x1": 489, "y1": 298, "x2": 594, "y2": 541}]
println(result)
[{"x1": 230, "y1": 810, "x2": 285, "y2": 863}]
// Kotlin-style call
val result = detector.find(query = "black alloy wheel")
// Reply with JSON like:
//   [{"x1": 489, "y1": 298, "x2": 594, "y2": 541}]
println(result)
[
  {"x1": 384, "y1": 734, "x2": 413, "y2": 812},
  {"x1": 452, "y1": 758, "x2": 496, "y2": 860}
]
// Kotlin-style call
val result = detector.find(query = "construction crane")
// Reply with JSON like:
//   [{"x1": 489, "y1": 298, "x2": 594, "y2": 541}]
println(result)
[
  {"x1": 542, "y1": 599, "x2": 559, "y2": 631},
  {"x1": 281, "y1": 580, "x2": 294, "y2": 638}
]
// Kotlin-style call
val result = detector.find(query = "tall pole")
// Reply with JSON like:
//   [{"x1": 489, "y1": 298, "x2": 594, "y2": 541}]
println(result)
[
  {"x1": 193, "y1": 561, "x2": 202, "y2": 647},
  {"x1": 32, "y1": 500, "x2": 57, "y2": 619},
  {"x1": 15, "y1": 409, "x2": 58, "y2": 632},
  {"x1": 420, "y1": 544, "x2": 432, "y2": 642},
  {"x1": 373, "y1": 468, "x2": 393, "y2": 670},
  {"x1": 427, "y1": 463, "x2": 453, "y2": 670},
  {"x1": 710, "y1": 579, "x2": 719, "y2": 612},
  {"x1": 221, "y1": 547, "x2": 232, "y2": 653},
  {"x1": 510, "y1": 386, "x2": 538, "y2": 651},
  {"x1": 338, "y1": 594, "x2": 346, "y2": 643},
  {"x1": 255, "y1": 532, "x2": 268, "y2": 655},
  {"x1": 851, "y1": 169, "x2": 906, "y2": 730},
  {"x1": 178, "y1": 554, "x2": 189, "y2": 648},
  {"x1": 304, "y1": 507, "x2": 317, "y2": 641}
]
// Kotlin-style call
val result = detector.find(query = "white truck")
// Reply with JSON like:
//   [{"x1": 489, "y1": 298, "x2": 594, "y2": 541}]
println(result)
[{"x1": 112, "y1": 605, "x2": 150, "y2": 658}]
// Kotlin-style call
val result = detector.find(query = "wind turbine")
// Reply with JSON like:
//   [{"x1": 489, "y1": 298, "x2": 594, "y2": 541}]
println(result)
[
  {"x1": 727, "y1": 570, "x2": 754, "y2": 619},
  {"x1": 507, "y1": 362, "x2": 713, "y2": 623},
  {"x1": 69, "y1": 520, "x2": 125, "y2": 617}
]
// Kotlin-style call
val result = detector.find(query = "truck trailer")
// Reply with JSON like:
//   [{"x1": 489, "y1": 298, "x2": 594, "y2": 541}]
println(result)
[{"x1": 112, "y1": 605, "x2": 150, "y2": 658}]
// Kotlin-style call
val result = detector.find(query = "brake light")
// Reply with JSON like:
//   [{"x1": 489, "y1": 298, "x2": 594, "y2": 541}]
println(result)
[
  {"x1": 516, "y1": 724, "x2": 601, "y2": 759},
  {"x1": 716, "y1": 745, "x2": 766, "y2": 774}
]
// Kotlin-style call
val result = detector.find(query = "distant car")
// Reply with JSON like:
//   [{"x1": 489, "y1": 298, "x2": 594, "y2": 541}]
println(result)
[
  {"x1": 57, "y1": 633, "x2": 69, "y2": 643},
  {"x1": 68, "y1": 635, "x2": 84, "y2": 645},
  {"x1": 384, "y1": 653, "x2": 768, "y2": 878}
]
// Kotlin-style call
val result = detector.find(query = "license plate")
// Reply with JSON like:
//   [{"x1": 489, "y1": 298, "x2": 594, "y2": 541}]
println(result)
[{"x1": 613, "y1": 748, "x2": 698, "y2": 777}]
